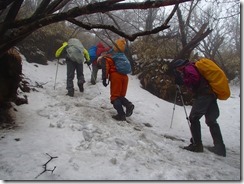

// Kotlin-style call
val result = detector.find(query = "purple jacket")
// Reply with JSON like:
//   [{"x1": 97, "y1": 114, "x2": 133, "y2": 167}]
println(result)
[
  {"x1": 182, "y1": 63, "x2": 213, "y2": 96},
  {"x1": 183, "y1": 63, "x2": 200, "y2": 88}
]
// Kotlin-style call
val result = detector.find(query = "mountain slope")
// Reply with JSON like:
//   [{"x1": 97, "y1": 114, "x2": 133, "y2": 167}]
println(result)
[{"x1": 0, "y1": 58, "x2": 240, "y2": 180}]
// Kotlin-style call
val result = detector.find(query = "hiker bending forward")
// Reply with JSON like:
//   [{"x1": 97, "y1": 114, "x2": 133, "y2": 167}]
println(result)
[
  {"x1": 173, "y1": 59, "x2": 226, "y2": 157},
  {"x1": 97, "y1": 53, "x2": 134, "y2": 121}
]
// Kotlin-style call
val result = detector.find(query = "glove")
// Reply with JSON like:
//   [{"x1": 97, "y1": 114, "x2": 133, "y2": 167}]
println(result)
[
  {"x1": 174, "y1": 70, "x2": 184, "y2": 86},
  {"x1": 84, "y1": 60, "x2": 91, "y2": 66},
  {"x1": 103, "y1": 78, "x2": 108, "y2": 87}
]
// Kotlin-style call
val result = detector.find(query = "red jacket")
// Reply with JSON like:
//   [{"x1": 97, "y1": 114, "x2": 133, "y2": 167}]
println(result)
[
  {"x1": 96, "y1": 42, "x2": 110, "y2": 57},
  {"x1": 92, "y1": 42, "x2": 110, "y2": 66}
]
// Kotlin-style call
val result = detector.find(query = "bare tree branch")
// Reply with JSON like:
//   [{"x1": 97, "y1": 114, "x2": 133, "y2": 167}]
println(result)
[
  {"x1": 0, "y1": 0, "x2": 191, "y2": 55},
  {"x1": 45, "y1": 0, "x2": 72, "y2": 14},
  {"x1": 164, "y1": 4, "x2": 179, "y2": 26},
  {"x1": 0, "y1": 0, "x2": 24, "y2": 36},
  {"x1": 174, "y1": 25, "x2": 213, "y2": 60},
  {"x1": 177, "y1": 8, "x2": 187, "y2": 47},
  {"x1": 32, "y1": 0, "x2": 52, "y2": 17},
  {"x1": 68, "y1": 18, "x2": 170, "y2": 41},
  {"x1": 0, "y1": 0, "x2": 16, "y2": 11}
]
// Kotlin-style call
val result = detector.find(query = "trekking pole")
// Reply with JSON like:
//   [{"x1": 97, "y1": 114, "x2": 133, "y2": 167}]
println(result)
[
  {"x1": 54, "y1": 58, "x2": 59, "y2": 90},
  {"x1": 176, "y1": 85, "x2": 195, "y2": 144},
  {"x1": 87, "y1": 65, "x2": 101, "y2": 94},
  {"x1": 170, "y1": 90, "x2": 178, "y2": 128}
]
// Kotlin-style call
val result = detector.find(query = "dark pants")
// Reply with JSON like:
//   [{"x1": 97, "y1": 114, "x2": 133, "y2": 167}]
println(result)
[
  {"x1": 66, "y1": 58, "x2": 85, "y2": 92},
  {"x1": 189, "y1": 94, "x2": 224, "y2": 146},
  {"x1": 91, "y1": 64, "x2": 99, "y2": 84},
  {"x1": 112, "y1": 97, "x2": 132, "y2": 116}
]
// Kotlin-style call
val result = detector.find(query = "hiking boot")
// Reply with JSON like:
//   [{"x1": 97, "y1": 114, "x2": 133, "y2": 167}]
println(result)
[
  {"x1": 183, "y1": 143, "x2": 203, "y2": 153},
  {"x1": 126, "y1": 104, "x2": 134, "y2": 117},
  {"x1": 78, "y1": 84, "x2": 84, "y2": 92},
  {"x1": 112, "y1": 114, "x2": 126, "y2": 121},
  {"x1": 66, "y1": 90, "x2": 74, "y2": 97},
  {"x1": 208, "y1": 144, "x2": 226, "y2": 157}
]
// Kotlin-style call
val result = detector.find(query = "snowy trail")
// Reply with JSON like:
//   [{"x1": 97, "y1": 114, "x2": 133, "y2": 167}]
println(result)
[{"x1": 0, "y1": 59, "x2": 240, "y2": 180}]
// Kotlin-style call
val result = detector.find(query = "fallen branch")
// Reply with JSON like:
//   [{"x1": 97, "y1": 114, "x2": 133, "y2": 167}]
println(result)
[
  {"x1": 35, "y1": 153, "x2": 58, "y2": 179},
  {"x1": 34, "y1": 81, "x2": 48, "y2": 88}
]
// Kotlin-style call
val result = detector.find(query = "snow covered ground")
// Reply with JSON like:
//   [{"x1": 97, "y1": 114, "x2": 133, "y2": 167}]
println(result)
[{"x1": 0, "y1": 56, "x2": 241, "y2": 181}]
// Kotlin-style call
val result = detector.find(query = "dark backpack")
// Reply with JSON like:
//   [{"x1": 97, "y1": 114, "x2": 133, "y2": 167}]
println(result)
[
  {"x1": 88, "y1": 46, "x2": 97, "y2": 64},
  {"x1": 111, "y1": 52, "x2": 131, "y2": 75}
]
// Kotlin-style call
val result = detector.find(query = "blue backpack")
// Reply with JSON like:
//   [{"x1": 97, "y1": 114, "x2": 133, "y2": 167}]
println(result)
[
  {"x1": 111, "y1": 52, "x2": 131, "y2": 75},
  {"x1": 88, "y1": 46, "x2": 98, "y2": 63}
]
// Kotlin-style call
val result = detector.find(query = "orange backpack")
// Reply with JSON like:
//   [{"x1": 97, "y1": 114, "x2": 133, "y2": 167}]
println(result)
[{"x1": 195, "y1": 58, "x2": 230, "y2": 100}]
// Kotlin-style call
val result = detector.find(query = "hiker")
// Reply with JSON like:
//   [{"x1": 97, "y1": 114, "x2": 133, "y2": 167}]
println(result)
[
  {"x1": 55, "y1": 38, "x2": 90, "y2": 97},
  {"x1": 96, "y1": 40, "x2": 134, "y2": 121},
  {"x1": 172, "y1": 59, "x2": 226, "y2": 157},
  {"x1": 87, "y1": 42, "x2": 110, "y2": 85}
]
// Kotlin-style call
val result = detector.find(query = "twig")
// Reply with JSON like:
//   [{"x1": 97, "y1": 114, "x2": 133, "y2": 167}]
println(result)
[
  {"x1": 29, "y1": 81, "x2": 48, "y2": 88},
  {"x1": 35, "y1": 153, "x2": 58, "y2": 179},
  {"x1": 35, "y1": 81, "x2": 48, "y2": 88}
]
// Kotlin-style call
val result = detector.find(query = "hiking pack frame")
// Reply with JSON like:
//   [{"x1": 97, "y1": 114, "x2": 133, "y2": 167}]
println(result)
[{"x1": 170, "y1": 85, "x2": 195, "y2": 144}]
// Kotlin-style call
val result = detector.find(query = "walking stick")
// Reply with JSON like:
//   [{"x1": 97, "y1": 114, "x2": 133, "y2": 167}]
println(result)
[
  {"x1": 176, "y1": 85, "x2": 195, "y2": 144},
  {"x1": 54, "y1": 58, "x2": 59, "y2": 90},
  {"x1": 170, "y1": 90, "x2": 178, "y2": 128}
]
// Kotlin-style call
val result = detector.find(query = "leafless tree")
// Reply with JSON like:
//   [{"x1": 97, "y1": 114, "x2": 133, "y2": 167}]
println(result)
[
  {"x1": 173, "y1": 0, "x2": 213, "y2": 60},
  {"x1": 190, "y1": 0, "x2": 240, "y2": 78},
  {"x1": 0, "y1": 0, "x2": 191, "y2": 56}
]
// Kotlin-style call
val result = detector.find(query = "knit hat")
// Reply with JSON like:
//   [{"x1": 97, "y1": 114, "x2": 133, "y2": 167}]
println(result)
[{"x1": 172, "y1": 59, "x2": 189, "y2": 68}]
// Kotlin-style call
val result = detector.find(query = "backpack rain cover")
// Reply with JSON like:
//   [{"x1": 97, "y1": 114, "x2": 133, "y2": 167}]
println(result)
[
  {"x1": 195, "y1": 58, "x2": 230, "y2": 100},
  {"x1": 66, "y1": 38, "x2": 84, "y2": 63}
]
